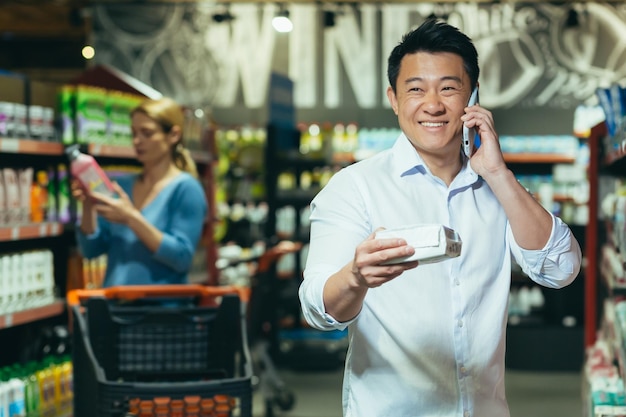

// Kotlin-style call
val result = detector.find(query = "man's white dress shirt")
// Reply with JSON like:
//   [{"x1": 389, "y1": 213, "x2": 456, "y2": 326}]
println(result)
[{"x1": 299, "y1": 134, "x2": 581, "y2": 417}]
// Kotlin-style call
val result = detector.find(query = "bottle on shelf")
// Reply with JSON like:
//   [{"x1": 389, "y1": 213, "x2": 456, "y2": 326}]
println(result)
[{"x1": 30, "y1": 170, "x2": 49, "y2": 223}]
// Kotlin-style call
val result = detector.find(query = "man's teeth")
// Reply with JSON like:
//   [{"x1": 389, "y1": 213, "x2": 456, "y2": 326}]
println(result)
[{"x1": 421, "y1": 122, "x2": 445, "y2": 127}]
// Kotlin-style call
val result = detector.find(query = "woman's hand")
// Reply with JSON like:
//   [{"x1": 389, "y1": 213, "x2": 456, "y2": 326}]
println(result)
[
  {"x1": 91, "y1": 182, "x2": 139, "y2": 225},
  {"x1": 70, "y1": 179, "x2": 96, "y2": 212}
]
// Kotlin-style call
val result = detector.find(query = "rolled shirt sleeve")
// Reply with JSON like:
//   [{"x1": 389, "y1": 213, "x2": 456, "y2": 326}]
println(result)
[
  {"x1": 300, "y1": 262, "x2": 355, "y2": 332},
  {"x1": 509, "y1": 214, "x2": 582, "y2": 289}
]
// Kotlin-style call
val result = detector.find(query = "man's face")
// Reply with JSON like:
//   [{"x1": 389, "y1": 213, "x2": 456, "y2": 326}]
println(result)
[{"x1": 387, "y1": 51, "x2": 473, "y2": 157}]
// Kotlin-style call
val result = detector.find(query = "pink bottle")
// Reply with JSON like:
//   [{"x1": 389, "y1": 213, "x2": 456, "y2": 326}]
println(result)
[{"x1": 65, "y1": 145, "x2": 117, "y2": 198}]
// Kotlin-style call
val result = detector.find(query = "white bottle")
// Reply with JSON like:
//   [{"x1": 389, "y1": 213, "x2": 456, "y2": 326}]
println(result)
[
  {"x1": 44, "y1": 250, "x2": 55, "y2": 304},
  {"x1": 0, "y1": 379, "x2": 9, "y2": 417},
  {"x1": 8, "y1": 377, "x2": 25, "y2": 417},
  {"x1": 10, "y1": 253, "x2": 22, "y2": 313},
  {"x1": 19, "y1": 252, "x2": 32, "y2": 309},
  {"x1": 3, "y1": 254, "x2": 14, "y2": 314}
]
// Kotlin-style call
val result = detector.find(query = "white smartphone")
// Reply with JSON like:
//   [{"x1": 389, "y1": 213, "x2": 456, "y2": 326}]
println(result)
[{"x1": 462, "y1": 87, "x2": 480, "y2": 157}]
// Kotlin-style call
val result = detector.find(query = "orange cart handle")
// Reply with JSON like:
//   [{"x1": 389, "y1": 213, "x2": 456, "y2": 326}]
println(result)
[{"x1": 67, "y1": 284, "x2": 250, "y2": 307}]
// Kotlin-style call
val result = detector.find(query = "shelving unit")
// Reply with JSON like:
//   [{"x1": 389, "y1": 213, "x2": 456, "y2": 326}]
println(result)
[
  {"x1": 0, "y1": 131, "x2": 215, "y2": 369},
  {"x1": 582, "y1": 120, "x2": 626, "y2": 416},
  {"x1": 262, "y1": 123, "x2": 348, "y2": 371},
  {"x1": 0, "y1": 137, "x2": 72, "y2": 370},
  {"x1": 585, "y1": 122, "x2": 610, "y2": 348}
]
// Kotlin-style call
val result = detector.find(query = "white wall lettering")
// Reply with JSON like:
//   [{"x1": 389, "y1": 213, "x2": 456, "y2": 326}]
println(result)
[
  {"x1": 92, "y1": 2, "x2": 626, "y2": 114},
  {"x1": 324, "y1": 4, "x2": 377, "y2": 108}
]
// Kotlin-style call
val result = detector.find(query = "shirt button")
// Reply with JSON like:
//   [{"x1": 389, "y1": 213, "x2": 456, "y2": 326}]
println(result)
[
  {"x1": 454, "y1": 279, "x2": 460, "y2": 286},
  {"x1": 460, "y1": 366, "x2": 467, "y2": 374},
  {"x1": 458, "y1": 320, "x2": 463, "y2": 328}
]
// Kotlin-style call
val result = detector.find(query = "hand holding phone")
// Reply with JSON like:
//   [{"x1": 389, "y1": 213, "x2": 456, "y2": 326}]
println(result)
[{"x1": 463, "y1": 87, "x2": 480, "y2": 157}]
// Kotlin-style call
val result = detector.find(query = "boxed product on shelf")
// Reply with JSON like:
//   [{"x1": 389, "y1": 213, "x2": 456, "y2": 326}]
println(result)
[
  {"x1": 0, "y1": 71, "x2": 61, "y2": 141},
  {"x1": 27, "y1": 104, "x2": 55, "y2": 141},
  {"x1": 13, "y1": 103, "x2": 28, "y2": 138},
  {"x1": 58, "y1": 85, "x2": 75, "y2": 145},
  {"x1": 105, "y1": 91, "x2": 142, "y2": 146},
  {"x1": 0, "y1": 101, "x2": 15, "y2": 137},
  {"x1": 75, "y1": 85, "x2": 108, "y2": 145},
  {"x1": 58, "y1": 83, "x2": 146, "y2": 146},
  {"x1": 596, "y1": 84, "x2": 626, "y2": 139}
]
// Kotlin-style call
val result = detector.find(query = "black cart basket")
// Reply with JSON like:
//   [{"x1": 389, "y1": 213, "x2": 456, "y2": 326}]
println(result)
[{"x1": 67, "y1": 284, "x2": 253, "y2": 417}]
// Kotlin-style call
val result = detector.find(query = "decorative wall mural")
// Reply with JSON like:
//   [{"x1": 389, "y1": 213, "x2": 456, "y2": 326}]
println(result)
[{"x1": 91, "y1": 2, "x2": 626, "y2": 113}]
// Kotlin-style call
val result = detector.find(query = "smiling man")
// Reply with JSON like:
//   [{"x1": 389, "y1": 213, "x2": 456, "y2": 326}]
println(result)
[{"x1": 299, "y1": 18, "x2": 582, "y2": 417}]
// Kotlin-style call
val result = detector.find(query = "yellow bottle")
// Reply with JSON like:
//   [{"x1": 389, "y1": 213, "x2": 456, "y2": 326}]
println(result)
[
  {"x1": 35, "y1": 363, "x2": 50, "y2": 412},
  {"x1": 52, "y1": 360, "x2": 63, "y2": 408},
  {"x1": 30, "y1": 171, "x2": 49, "y2": 223}
]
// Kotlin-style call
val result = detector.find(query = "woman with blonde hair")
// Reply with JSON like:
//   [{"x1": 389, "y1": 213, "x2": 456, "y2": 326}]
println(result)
[{"x1": 72, "y1": 96, "x2": 208, "y2": 286}]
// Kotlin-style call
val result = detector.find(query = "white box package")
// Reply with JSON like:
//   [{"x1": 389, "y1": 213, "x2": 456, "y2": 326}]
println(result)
[{"x1": 374, "y1": 224, "x2": 462, "y2": 265}]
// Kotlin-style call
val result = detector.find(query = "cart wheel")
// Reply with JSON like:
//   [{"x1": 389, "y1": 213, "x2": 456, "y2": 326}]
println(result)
[{"x1": 274, "y1": 388, "x2": 295, "y2": 411}]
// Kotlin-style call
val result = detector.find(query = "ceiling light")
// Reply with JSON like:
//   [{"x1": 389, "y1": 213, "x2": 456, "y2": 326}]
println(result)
[
  {"x1": 272, "y1": 7, "x2": 293, "y2": 33},
  {"x1": 212, "y1": 11, "x2": 235, "y2": 23},
  {"x1": 82, "y1": 45, "x2": 95, "y2": 60},
  {"x1": 565, "y1": 8, "x2": 579, "y2": 28},
  {"x1": 323, "y1": 11, "x2": 336, "y2": 28}
]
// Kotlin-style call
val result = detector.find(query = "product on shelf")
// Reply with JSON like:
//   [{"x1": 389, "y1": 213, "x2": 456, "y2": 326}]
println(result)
[
  {"x1": 0, "y1": 250, "x2": 55, "y2": 315},
  {"x1": 30, "y1": 171, "x2": 49, "y2": 223},
  {"x1": 58, "y1": 84, "x2": 144, "y2": 146},
  {"x1": 0, "y1": 355, "x2": 73, "y2": 417},
  {"x1": 596, "y1": 83, "x2": 626, "y2": 139}
]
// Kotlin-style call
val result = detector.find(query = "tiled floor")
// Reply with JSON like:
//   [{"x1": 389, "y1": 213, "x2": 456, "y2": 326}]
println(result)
[{"x1": 252, "y1": 367, "x2": 583, "y2": 417}]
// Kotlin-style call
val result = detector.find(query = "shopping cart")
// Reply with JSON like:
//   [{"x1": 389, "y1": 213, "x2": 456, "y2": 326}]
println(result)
[{"x1": 67, "y1": 284, "x2": 253, "y2": 417}]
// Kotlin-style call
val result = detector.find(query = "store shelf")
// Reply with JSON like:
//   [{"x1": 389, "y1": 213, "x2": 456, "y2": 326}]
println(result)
[
  {"x1": 275, "y1": 187, "x2": 321, "y2": 205},
  {"x1": 503, "y1": 153, "x2": 576, "y2": 164},
  {"x1": 275, "y1": 153, "x2": 328, "y2": 170},
  {"x1": 0, "y1": 300, "x2": 66, "y2": 329},
  {"x1": 87, "y1": 143, "x2": 136, "y2": 158},
  {"x1": 87, "y1": 143, "x2": 213, "y2": 164},
  {"x1": 0, "y1": 222, "x2": 64, "y2": 242},
  {"x1": 0, "y1": 138, "x2": 64, "y2": 155}
]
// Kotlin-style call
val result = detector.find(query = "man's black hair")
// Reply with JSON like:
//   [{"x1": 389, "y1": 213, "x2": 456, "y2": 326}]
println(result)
[{"x1": 387, "y1": 18, "x2": 480, "y2": 93}]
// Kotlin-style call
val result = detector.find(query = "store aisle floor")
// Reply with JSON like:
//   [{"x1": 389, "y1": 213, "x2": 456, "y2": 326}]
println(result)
[{"x1": 252, "y1": 368, "x2": 583, "y2": 417}]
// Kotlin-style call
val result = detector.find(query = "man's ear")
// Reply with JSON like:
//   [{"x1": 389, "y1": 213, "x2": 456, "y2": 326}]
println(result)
[{"x1": 386, "y1": 86, "x2": 399, "y2": 116}]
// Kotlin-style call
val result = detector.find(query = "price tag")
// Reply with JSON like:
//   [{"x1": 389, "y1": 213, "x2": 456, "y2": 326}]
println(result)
[
  {"x1": 4, "y1": 314, "x2": 13, "y2": 328},
  {"x1": 92, "y1": 144, "x2": 102, "y2": 155},
  {"x1": 39, "y1": 224, "x2": 47, "y2": 237},
  {"x1": 11, "y1": 227, "x2": 19, "y2": 240},
  {"x1": 0, "y1": 139, "x2": 20, "y2": 153},
  {"x1": 51, "y1": 223, "x2": 59, "y2": 235}
]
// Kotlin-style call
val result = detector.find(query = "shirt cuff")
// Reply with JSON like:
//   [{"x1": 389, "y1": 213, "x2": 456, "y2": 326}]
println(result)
[
  {"x1": 300, "y1": 266, "x2": 355, "y2": 331},
  {"x1": 514, "y1": 215, "x2": 581, "y2": 288}
]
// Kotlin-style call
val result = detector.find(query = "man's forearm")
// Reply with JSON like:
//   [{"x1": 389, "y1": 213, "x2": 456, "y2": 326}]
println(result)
[
  {"x1": 483, "y1": 168, "x2": 552, "y2": 250},
  {"x1": 323, "y1": 263, "x2": 368, "y2": 323}
]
